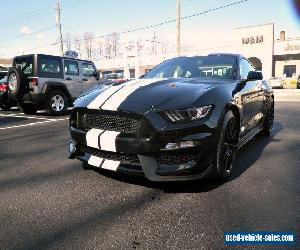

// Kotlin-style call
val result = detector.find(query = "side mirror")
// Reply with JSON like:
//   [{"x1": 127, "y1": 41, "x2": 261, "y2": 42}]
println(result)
[
  {"x1": 139, "y1": 74, "x2": 145, "y2": 79},
  {"x1": 247, "y1": 71, "x2": 263, "y2": 80}
]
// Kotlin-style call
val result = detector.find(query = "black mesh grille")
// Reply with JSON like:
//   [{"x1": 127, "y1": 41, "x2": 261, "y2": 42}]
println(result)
[
  {"x1": 79, "y1": 110, "x2": 141, "y2": 134},
  {"x1": 78, "y1": 145, "x2": 140, "y2": 164},
  {"x1": 155, "y1": 152, "x2": 195, "y2": 165}
]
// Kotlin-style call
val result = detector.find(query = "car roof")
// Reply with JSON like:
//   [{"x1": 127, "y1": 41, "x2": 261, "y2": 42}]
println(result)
[
  {"x1": 208, "y1": 53, "x2": 244, "y2": 58},
  {"x1": 13, "y1": 54, "x2": 94, "y2": 64}
]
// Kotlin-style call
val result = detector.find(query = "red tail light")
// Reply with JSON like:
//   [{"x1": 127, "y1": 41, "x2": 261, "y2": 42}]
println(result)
[
  {"x1": 0, "y1": 84, "x2": 7, "y2": 92},
  {"x1": 29, "y1": 77, "x2": 39, "y2": 86}
]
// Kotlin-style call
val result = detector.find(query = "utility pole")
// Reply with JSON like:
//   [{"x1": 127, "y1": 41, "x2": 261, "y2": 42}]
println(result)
[
  {"x1": 55, "y1": 0, "x2": 64, "y2": 56},
  {"x1": 176, "y1": 0, "x2": 181, "y2": 56}
]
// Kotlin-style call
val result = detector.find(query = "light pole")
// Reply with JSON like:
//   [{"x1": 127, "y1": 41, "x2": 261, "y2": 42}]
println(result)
[{"x1": 176, "y1": 0, "x2": 181, "y2": 56}]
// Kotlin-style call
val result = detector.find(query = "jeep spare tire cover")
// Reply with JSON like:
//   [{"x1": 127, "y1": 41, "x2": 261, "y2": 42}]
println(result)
[{"x1": 7, "y1": 68, "x2": 27, "y2": 97}]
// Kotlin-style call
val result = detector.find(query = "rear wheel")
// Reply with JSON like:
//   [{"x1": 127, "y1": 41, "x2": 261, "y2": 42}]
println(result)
[
  {"x1": 45, "y1": 90, "x2": 68, "y2": 115},
  {"x1": 18, "y1": 103, "x2": 38, "y2": 115},
  {"x1": 212, "y1": 111, "x2": 239, "y2": 181},
  {"x1": 261, "y1": 101, "x2": 274, "y2": 136}
]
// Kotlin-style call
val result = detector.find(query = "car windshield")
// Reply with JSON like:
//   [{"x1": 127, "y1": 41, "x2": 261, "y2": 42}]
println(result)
[{"x1": 144, "y1": 55, "x2": 236, "y2": 80}]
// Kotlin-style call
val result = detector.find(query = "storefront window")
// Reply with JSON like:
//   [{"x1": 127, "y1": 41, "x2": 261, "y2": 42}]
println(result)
[{"x1": 283, "y1": 65, "x2": 296, "y2": 78}]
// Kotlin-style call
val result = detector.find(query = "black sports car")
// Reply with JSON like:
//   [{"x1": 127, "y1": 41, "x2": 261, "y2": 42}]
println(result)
[{"x1": 68, "y1": 53, "x2": 274, "y2": 182}]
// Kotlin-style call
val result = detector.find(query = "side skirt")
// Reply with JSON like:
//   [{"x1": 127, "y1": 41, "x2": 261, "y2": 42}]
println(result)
[{"x1": 238, "y1": 125, "x2": 263, "y2": 149}]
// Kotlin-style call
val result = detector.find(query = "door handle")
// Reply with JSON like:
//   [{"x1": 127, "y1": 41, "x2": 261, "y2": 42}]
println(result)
[
  {"x1": 82, "y1": 78, "x2": 88, "y2": 81},
  {"x1": 66, "y1": 77, "x2": 72, "y2": 80}
]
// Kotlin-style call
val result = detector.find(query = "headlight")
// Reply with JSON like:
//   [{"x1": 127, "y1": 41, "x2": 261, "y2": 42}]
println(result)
[{"x1": 162, "y1": 105, "x2": 212, "y2": 122}]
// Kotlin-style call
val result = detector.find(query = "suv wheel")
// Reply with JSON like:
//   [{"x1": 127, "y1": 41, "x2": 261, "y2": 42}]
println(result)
[
  {"x1": 18, "y1": 103, "x2": 38, "y2": 115},
  {"x1": 46, "y1": 90, "x2": 68, "y2": 115}
]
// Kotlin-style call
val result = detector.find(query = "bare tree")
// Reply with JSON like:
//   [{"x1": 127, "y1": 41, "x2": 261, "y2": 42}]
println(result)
[
  {"x1": 103, "y1": 32, "x2": 121, "y2": 59},
  {"x1": 73, "y1": 35, "x2": 82, "y2": 56},
  {"x1": 104, "y1": 37, "x2": 113, "y2": 59},
  {"x1": 64, "y1": 32, "x2": 72, "y2": 51},
  {"x1": 110, "y1": 32, "x2": 120, "y2": 58},
  {"x1": 83, "y1": 32, "x2": 95, "y2": 59}
]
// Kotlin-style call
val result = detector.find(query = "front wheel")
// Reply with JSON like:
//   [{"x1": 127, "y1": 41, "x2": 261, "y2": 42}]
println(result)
[
  {"x1": 212, "y1": 111, "x2": 239, "y2": 181},
  {"x1": 45, "y1": 90, "x2": 68, "y2": 115}
]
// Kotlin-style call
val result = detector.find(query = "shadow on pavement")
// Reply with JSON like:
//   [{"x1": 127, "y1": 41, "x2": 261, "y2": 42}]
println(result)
[{"x1": 93, "y1": 121, "x2": 283, "y2": 194}]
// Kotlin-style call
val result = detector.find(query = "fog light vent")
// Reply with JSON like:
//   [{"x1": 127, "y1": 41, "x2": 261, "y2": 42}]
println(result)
[{"x1": 164, "y1": 141, "x2": 195, "y2": 150}]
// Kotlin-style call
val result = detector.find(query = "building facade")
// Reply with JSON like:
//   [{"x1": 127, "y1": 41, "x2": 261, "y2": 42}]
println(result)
[{"x1": 97, "y1": 23, "x2": 300, "y2": 81}]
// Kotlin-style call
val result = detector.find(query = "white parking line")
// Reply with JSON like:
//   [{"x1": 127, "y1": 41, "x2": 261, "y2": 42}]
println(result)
[
  {"x1": 0, "y1": 118, "x2": 68, "y2": 130},
  {"x1": 0, "y1": 113, "x2": 69, "y2": 130},
  {"x1": 0, "y1": 113, "x2": 68, "y2": 121},
  {"x1": 0, "y1": 114, "x2": 54, "y2": 121}
]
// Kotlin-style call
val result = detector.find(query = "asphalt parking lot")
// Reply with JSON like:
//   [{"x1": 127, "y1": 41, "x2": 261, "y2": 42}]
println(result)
[{"x1": 0, "y1": 89, "x2": 299, "y2": 249}]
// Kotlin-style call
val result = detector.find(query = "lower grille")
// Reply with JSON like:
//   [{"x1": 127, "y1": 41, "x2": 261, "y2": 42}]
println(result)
[
  {"x1": 78, "y1": 145, "x2": 140, "y2": 164},
  {"x1": 155, "y1": 151, "x2": 195, "y2": 165}
]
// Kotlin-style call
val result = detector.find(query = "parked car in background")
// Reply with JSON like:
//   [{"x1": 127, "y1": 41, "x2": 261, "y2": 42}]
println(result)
[
  {"x1": 69, "y1": 53, "x2": 274, "y2": 182},
  {"x1": 104, "y1": 73, "x2": 127, "y2": 84},
  {"x1": 269, "y1": 77, "x2": 283, "y2": 89},
  {"x1": 297, "y1": 75, "x2": 300, "y2": 89},
  {"x1": 0, "y1": 66, "x2": 9, "y2": 79},
  {"x1": 4, "y1": 54, "x2": 106, "y2": 115},
  {"x1": 0, "y1": 76, "x2": 15, "y2": 110}
]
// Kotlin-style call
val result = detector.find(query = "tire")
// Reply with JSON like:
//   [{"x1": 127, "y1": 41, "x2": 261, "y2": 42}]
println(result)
[
  {"x1": 7, "y1": 68, "x2": 28, "y2": 98},
  {"x1": 211, "y1": 111, "x2": 239, "y2": 181},
  {"x1": 260, "y1": 101, "x2": 274, "y2": 136},
  {"x1": 0, "y1": 104, "x2": 12, "y2": 111},
  {"x1": 18, "y1": 103, "x2": 38, "y2": 115},
  {"x1": 45, "y1": 90, "x2": 68, "y2": 115}
]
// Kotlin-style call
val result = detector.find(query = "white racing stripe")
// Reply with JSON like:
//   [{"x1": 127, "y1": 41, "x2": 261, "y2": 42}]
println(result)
[
  {"x1": 100, "y1": 131, "x2": 120, "y2": 152},
  {"x1": 101, "y1": 159, "x2": 120, "y2": 171},
  {"x1": 88, "y1": 155, "x2": 103, "y2": 167},
  {"x1": 87, "y1": 84, "x2": 125, "y2": 109},
  {"x1": 101, "y1": 79, "x2": 159, "y2": 111},
  {"x1": 86, "y1": 128, "x2": 104, "y2": 149},
  {"x1": 87, "y1": 156, "x2": 120, "y2": 171}
]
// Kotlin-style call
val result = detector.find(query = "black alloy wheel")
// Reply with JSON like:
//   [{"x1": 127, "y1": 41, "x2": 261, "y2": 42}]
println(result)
[
  {"x1": 261, "y1": 102, "x2": 274, "y2": 136},
  {"x1": 212, "y1": 111, "x2": 238, "y2": 181}
]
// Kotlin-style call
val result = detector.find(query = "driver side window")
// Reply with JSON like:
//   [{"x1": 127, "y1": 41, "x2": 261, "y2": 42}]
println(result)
[{"x1": 240, "y1": 58, "x2": 254, "y2": 80}]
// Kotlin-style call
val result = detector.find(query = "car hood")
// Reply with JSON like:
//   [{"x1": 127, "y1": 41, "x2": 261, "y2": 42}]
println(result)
[{"x1": 76, "y1": 77, "x2": 232, "y2": 113}]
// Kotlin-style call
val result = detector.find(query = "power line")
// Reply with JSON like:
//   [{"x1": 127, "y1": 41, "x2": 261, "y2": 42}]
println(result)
[
  {"x1": 0, "y1": 0, "x2": 94, "y2": 26},
  {"x1": 91, "y1": 0, "x2": 249, "y2": 41},
  {"x1": 3, "y1": 41, "x2": 59, "y2": 57},
  {"x1": 0, "y1": 26, "x2": 56, "y2": 42},
  {"x1": 1, "y1": 0, "x2": 249, "y2": 58}
]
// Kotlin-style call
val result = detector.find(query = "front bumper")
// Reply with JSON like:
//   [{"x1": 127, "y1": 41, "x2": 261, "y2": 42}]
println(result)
[{"x1": 68, "y1": 108, "x2": 219, "y2": 181}]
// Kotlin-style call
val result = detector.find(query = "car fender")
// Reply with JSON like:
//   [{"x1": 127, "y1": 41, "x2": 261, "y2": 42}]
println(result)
[{"x1": 42, "y1": 81, "x2": 72, "y2": 99}]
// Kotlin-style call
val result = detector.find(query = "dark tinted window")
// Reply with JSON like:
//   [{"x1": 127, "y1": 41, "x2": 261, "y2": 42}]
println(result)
[
  {"x1": 38, "y1": 56, "x2": 63, "y2": 78},
  {"x1": 144, "y1": 55, "x2": 236, "y2": 79},
  {"x1": 283, "y1": 65, "x2": 296, "y2": 78},
  {"x1": 64, "y1": 60, "x2": 79, "y2": 75},
  {"x1": 40, "y1": 57, "x2": 61, "y2": 74},
  {"x1": 15, "y1": 56, "x2": 33, "y2": 76},
  {"x1": 82, "y1": 63, "x2": 96, "y2": 76}
]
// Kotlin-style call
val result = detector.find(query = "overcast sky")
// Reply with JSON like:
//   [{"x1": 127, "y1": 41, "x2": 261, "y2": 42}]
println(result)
[{"x1": 0, "y1": 0, "x2": 299, "y2": 58}]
